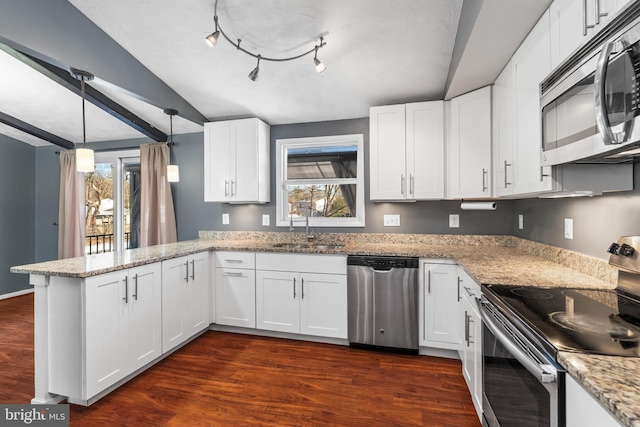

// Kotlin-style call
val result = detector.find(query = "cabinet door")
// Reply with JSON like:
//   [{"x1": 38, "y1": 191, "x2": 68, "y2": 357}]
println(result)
[
  {"x1": 447, "y1": 86, "x2": 492, "y2": 199},
  {"x1": 369, "y1": 104, "x2": 407, "y2": 200},
  {"x1": 85, "y1": 270, "x2": 129, "y2": 399},
  {"x1": 299, "y1": 273, "x2": 348, "y2": 339},
  {"x1": 127, "y1": 263, "x2": 162, "y2": 372},
  {"x1": 566, "y1": 375, "x2": 623, "y2": 427},
  {"x1": 422, "y1": 263, "x2": 461, "y2": 349},
  {"x1": 493, "y1": 63, "x2": 514, "y2": 197},
  {"x1": 215, "y1": 267, "x2": 256, "y2": 328},
  {"x1": 204, "y1": 121, "x2": 232, "y2": 202},
  {"x1": 550, "y1": 0, "x2": 585, "y2": 69},
  {"x1": 232, "y1": 119, "x2": 259, "y2": 202},
  {"x1": 161, "y1": 255, "x2": 189, "y2": 353},
  {"x1": 512, "y1": 10, "x2": 553, "y2": 195},
  {"x1": 256, "y1": 270, "x2": 300, "y2": 333},
  {"x1": 186, "y1": 252, "x2": 210, "y2": 335},
  {"x1": 462, "y1": 291, "x2": 482, "y2": 420},
  {"x1": 407, "y1": 101, "x2": 445, "y2": 199}
]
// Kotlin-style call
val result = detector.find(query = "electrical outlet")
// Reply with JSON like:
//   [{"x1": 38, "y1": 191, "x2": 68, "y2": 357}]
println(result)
[
  {"x1": 383, "y1": 214, "x2": 400, "y2": 227},
  {"x1": 262, "y1": 214, "x2": 270, "y2": 226},
  {"x1": 564, "y1": 218, "x2": 573, "y2": 240},
  {"x1": 518, "y1": 214, "x2": 524, "y2": 230},
  {"x1": 222, "y1": 213, "x2": 230, "y2": 225},
  {"x1": 449, "y1": 214, "x2": 460, "y2": 228}
]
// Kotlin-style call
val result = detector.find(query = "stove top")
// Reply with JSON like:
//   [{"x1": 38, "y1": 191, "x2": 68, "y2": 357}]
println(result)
[{"x1": 483, "y1": 284, "x2": 640, "y2": 358}]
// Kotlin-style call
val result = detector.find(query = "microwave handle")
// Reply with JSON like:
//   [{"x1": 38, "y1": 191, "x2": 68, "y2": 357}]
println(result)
[{"x1": 595, "y1": 41, "x2": 634, "y2": 145}]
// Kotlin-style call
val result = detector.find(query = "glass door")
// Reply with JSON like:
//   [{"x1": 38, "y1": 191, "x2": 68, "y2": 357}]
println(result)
[{"x1": 85, "y1": 150, "x2": 140, "y2": 254}]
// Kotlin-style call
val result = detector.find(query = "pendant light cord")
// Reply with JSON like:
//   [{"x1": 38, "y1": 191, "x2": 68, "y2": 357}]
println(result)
[{"x1": 81, "y1": 77, "x2": 86, "y2": 148}]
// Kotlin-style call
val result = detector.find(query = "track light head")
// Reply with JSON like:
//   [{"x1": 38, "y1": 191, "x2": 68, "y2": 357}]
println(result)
[
  {"x1": 205, "y1": 30, "x2": 220, "y2": 47},
  {"x1": 248, "y1": 55, "x2": 261, "y2": 81},
  {"x1": 313, "y1": 44, "x2": 326, "y2": 73}
]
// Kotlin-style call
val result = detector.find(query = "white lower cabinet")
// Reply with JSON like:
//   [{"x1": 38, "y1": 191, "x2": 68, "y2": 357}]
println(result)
[
  {"x1": 256, "y1": 253, "x2": 348, "y2": 339},
  {"x1": 460, "y1": 275, "x2": 482, "y2": 421},
  {"x1": 420, "y1": 260, "x2": 461, "y2": 350},
  {"x1": 215, "y1": 251, "x2": 256, "y2": 328},
  {"x1": 566, "y1": 374, "x2": 623, "y2": 427},
  {"x1": 161, "y1": 251, "x2": 210, "y2": 353},
  {"x1": 48, "y1": 262, "x2": 162, "y2": 404}
]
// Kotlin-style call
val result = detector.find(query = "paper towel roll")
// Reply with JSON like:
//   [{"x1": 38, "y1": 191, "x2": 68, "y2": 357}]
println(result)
[{"x1": 459, "y1": 201, "x2": 497, "y2": 211}]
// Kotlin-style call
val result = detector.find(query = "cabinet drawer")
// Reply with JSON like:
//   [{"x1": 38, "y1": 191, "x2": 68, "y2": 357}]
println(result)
[
  {"x1": 215, "y1": 251, "x2": 255, "y2": 269},
  {"x1": 256, "y1": 253, "x2": 346, "y2": 275}
]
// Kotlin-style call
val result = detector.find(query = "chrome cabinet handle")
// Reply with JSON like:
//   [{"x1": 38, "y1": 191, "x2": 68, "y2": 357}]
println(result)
[
  {"x1": 185, "y1": 261, "x2": 189, "y2": 282},
  {"x1": 457, "y1": 277, "x2": 462, "y2": 302},
  {"x1": 223, "y1": 271, "x2": 245, "y2": 278},
  {"x1": 595, "y1": 0, "x2": 607, "y2": 24},
  {"x1": 540, "y1": 167, "x2": 550, "y2": 182},
  {"x1": 293, "y1": 277, "x2": 297, "y2": 299},
  {"x1": 583, "y1": 0, "x2": 595, "y2": 35},
  {"x1": 401, "y1": 174, "x2": 405, "y2": 195},
  {"x1": 410, "y1": 174, "x2": 415, "y2": 196},
  {"x1": 464, "y1": 311, "x2": 470, "y2": 347},
  {"x1": 468, "y1": 317, "x2": 475, "y2": 344},
  {"x1": 464, "y1": 286, "x2": 475, "y2": 297},
  {"x1": 482, "y1": 168, "x2": 488, "y2": 192},
  {"x1": 427, "y1": 270, "x2": 431, "y2": 294},
  {"x1": 190, "y1": 260, "x2": 195, "y2": 280},
  {"x1": 224, "y1": 259, "x2": 243, "y2": 263},
  {"x1": 224, "y1": 179, "x2": 229, "y2": 197},
  {"x1": 230, "y1": 180, "x2": 236, "y2": 197},
  {"x1": 504, "y1": 161, "x2": 511, "y2": 188},
  {"x1": 301, "y1": 278, "x2": 305, "y2": 300},
  {"x1": 123, "y1": 276, "x2": 128, "y2": 304},
  {"x1": 133, "y1": 274, "x2": 138, "y2": 301}
]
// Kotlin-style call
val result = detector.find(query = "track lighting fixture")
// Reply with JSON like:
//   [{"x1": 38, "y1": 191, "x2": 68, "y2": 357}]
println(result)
[
  {"x1": 164, "y1": 108, "x2": 179, "y2": 183},
  {"x1": 205, "y1": 0, "x2": 327, "y2": 81},
  {"x1": 248, "y1": 55, "x2": 261, "y2": 82},
  {"x1": 70, "y1": 68, "x2": 95, "y2": 173}
]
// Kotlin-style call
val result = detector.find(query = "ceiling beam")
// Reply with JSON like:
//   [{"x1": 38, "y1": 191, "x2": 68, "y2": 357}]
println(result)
[
  {"x1": 0, "y1": 43, "x2": 168, "y2": 142},
  {"x1": 0, "y1": 111, "x2": 74, "y2": 149}
]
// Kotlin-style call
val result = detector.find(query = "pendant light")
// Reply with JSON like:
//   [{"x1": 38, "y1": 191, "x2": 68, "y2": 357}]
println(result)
[
  {"x1": 71, "y1": 68, "x2": 95, "y2": 173},
  {"x1": 164, "y1": 108, "x2": 179, "y2": 183}
]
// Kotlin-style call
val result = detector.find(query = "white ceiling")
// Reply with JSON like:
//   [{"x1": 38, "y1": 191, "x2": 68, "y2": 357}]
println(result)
[{"x1": 0, "y1": 0, "x2": 551, "y2": 147}]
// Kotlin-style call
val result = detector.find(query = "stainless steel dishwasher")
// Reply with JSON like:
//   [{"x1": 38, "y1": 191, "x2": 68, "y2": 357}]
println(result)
[{"x1": 347, "y1": 256, "x2": 419, "y2": 352}]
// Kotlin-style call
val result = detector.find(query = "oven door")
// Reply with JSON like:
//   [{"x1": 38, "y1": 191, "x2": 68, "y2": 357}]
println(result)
[{"x1": 479, "y1": 298, "x2": 565, "y2": 427}]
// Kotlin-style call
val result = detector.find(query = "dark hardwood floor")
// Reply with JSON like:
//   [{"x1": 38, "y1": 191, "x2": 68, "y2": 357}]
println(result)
[{"x1": 0, "y1": 293, "x2": 480, "y2": 426}]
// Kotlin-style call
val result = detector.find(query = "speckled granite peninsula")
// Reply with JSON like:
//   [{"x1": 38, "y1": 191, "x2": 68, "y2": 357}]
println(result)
[{"x1": 10, "y1": 231, "x2": 637, "y2": 426}]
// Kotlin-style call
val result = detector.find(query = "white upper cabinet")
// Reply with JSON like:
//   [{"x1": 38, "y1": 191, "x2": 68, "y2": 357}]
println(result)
[
  {"x1": 494, "y1": 10, "x2": 554, "y2": 197},
  {"x1": 446, "y1": 86, "x2": 492, "y2": 199},
  {"x1": 370, "y1": 101, "x2": 444, "y2": 201},
  {"x1": 204, "y1": 118, "x2": 270, "y2": 204},
  {"x1": 550, "y1": 0, "x2": 629, "y2": 69}
]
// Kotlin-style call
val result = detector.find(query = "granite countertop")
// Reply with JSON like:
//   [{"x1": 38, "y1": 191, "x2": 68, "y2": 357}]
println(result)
[{"x1": 9, "y1": 232, "x2": 636, "y2": 426}]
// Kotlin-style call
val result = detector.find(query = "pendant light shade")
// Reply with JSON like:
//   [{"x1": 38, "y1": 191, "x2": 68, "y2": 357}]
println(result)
[
  {"x1": 165, "y1": 108, "x2": 180, "y2": 183},
  {"x1": 76, "y1": 147, "x2": 95, "y2": 173},
  {"x1": 71, "y1": 68, "x2": 95, "y2": 173}
]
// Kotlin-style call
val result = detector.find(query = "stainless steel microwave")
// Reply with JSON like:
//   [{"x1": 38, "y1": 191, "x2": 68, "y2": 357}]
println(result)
[{"x1": 541, "y1": 3, "x2": 640, "y2": 165}]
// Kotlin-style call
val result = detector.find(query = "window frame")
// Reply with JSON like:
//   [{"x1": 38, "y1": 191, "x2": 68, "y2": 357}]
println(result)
[{"x1": 275, "y1": 134, "x2": 365, "y2": 228}]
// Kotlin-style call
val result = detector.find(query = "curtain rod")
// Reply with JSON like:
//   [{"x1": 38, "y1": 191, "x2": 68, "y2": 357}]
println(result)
[{"x1": 55, "y1": 142, "x2": 175, "y2": 155}]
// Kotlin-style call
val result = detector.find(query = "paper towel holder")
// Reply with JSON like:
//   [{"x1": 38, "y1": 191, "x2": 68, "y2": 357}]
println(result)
[{"x1": 460, "y1": 200, "x2": 497, "y2": 211}]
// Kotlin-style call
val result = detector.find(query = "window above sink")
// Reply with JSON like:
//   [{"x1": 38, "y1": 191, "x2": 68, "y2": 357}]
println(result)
[{"x1": 275, "y1": 134, "x2": 365, "y2": 228}]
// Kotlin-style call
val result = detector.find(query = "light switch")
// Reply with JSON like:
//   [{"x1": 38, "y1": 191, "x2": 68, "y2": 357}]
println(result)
[
  {"x1": 518, "y1": 214, "x2": 524, "y2": 230},
  {"x1": 222, "y1": 213, "x2": 230, "y2": 225},
  {"x1": 564, "y1": 218, "x2": 573, "y2": 240},
  {"x1": 449, "y1": 214, "x2": 460, "y2": 228},
  {"x1": 262, "y1": 214, "x2": 270, "y2": 226}
]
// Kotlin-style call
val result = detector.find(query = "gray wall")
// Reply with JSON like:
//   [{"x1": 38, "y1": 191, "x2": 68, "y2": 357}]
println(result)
[
  {"x1": 513, "y1": 162, "x2": 640, "y2": 260},
  {"x1": 174, "y1": 117, "x2": 515, "y2": 238},
  {"x1": 1, "y1": 135, "x2": 35, "y2": 295}
]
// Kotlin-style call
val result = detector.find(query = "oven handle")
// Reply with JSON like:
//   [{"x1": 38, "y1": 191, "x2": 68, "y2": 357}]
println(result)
[{"x1": 478, "y1": 299, "x2": 556, "y2": 384}]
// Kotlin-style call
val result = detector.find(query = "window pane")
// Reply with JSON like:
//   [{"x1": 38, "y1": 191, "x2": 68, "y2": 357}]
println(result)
[
  {"x1": 286, "y1": 145, "x2": 357, "y2": 180},
  {"x1": 287, "y1": 184, "x2": 357, "y2": 218},
  {"x1": 85, "y1": 163, "x2": 114, "y2": 254}
]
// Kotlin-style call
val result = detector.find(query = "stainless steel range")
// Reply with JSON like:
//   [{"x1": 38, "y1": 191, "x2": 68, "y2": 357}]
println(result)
[{"x1": 479, "y1": 236, "x2": 640, "y2": 427}]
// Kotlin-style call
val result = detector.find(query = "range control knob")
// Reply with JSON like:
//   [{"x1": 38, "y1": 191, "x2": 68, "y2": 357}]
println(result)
[
  {"x1": 608, "y1": 243, "x2": 621, "y2": 254},
  {"x1": 619, "y1": 244, "x2": 636, "y2": 257}
]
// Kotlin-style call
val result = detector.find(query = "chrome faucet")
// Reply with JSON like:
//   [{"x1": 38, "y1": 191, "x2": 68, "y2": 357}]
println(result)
[{"x1": 289, "y1": 205, "x2": 315, "y2": 243}]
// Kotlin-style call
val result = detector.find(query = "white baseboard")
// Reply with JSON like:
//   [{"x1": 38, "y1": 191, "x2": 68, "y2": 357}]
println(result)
[{"x1": 0, "y1": 287, "x2": 34, "y2": 300}]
